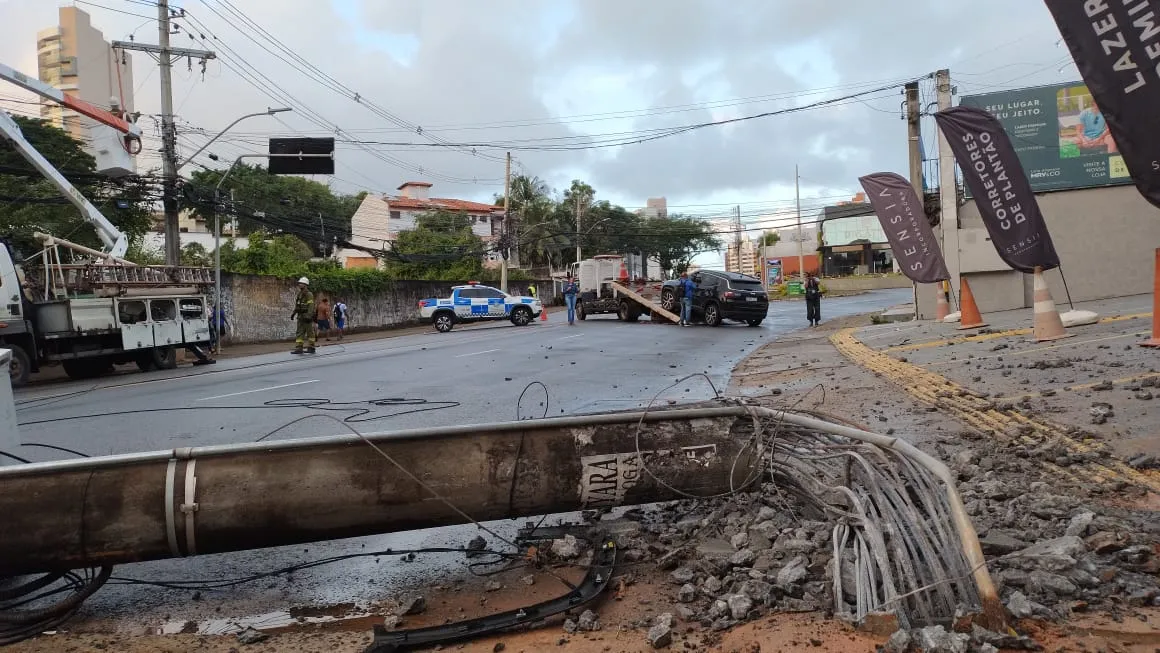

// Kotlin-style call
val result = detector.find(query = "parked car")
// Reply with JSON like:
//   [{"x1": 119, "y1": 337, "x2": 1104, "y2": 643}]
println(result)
[{"x1": 660, "y1": 270, "x2": 768, "y2": 327}]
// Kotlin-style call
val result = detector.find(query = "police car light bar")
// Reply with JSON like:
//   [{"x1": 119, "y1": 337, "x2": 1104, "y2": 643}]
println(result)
[{"x1": 466, "y1": 281, "x2": 479, "y2": 285}]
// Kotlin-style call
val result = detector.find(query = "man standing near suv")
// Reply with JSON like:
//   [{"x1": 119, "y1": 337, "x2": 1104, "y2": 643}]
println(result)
[{"x1": 677, "y1": 272, "x2": 695, "y2": 327}]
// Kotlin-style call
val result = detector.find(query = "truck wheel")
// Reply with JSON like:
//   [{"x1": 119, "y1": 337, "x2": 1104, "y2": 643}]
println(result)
[
  {"x1": 7, "y1": 345, "x2": 31, "y2": 387},
  {"x1": 510, "y1": 306, "x2": 533, "y2": 326},
  {"x1": 704, "y1": 302, "x2": 723, "y2": 327},
  {"x1": 433, "y1": 311, "x2": 455, "y2": 333},
  {"x1": 577, "y1": 302, "x2": 587, "y2": 320},
  {"x1": 660, "y1": 289, "x2": 676, "y2": 312},
  {"x1": 135, "y1": 350, "x2": 157, "y2": 372},
  {"x1": 62, "y1": 358, "x2": 113, "y2": 380},
  {"x1": 152, "y1": 346, "x2": 178, "y2": 370},
  {"x1": 618, "y1": 301, "x2": 639, "y2": 323}
]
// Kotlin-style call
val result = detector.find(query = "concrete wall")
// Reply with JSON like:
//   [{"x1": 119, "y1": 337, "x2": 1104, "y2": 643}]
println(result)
[
  {"x1": 822, "y1": 275, "x2": 912, "y2": 292},
  {"x1": 918, "y1": 184, "x2": 1160, "y2": 317},
  {"x1": 218, "y1": 274, "x2": 552, "y2": 344}
]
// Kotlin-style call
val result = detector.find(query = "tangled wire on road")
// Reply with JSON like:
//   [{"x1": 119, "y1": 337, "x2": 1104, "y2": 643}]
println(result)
[
  {"x1": 758, "y1": 413, "x2": 983, "y2": 628},
  {"x1": 0, "y1": 566, "x2": 112, "y2": 646},
  {"x1": 628, "y1": 382, "x2": 987, "y2": 629}
]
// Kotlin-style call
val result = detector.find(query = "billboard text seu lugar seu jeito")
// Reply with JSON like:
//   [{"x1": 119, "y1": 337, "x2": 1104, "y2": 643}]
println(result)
[{"x1": 958, "y1": 82, "x2": 1133, "y2": 194}]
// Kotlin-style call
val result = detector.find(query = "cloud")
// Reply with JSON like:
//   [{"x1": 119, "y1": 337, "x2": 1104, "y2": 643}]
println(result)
[{"x1": 0, "y1": 0, "x2": 1074, "y2": 211}]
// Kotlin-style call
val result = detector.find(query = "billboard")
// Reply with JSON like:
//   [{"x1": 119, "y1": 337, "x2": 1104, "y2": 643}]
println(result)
[
  {"x1": 959, "y1": 82, "x2": 1133, "y2": 194},
  {"x1": 765, "y1": 259, "x2": 783, "y2": 287}
]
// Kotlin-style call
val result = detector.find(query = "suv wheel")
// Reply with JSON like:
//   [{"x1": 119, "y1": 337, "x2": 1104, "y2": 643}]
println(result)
[
  {"x1": 704, "y1": 302, "x2": 722, "y2": 327},
  {"x1": 510, "y1": 306, "x2": 532, "y2": 326},
  {"x1": 660, "y1": 289, "x2": 676, "y2": 312},
  {"x1": 433, "y1": 311, "x2": 455, "y2": 333},
  {"x1": 746, "y1": 318, "x2": 763, "y2": 327}
]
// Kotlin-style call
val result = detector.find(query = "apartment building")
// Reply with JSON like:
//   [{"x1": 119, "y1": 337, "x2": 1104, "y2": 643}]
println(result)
[
  {"x1": 724, "y1": 239, "x2": 761, "y2": 277},
  {"x1": 36, "y1": 7, "x2": 135, "y2": 174}
]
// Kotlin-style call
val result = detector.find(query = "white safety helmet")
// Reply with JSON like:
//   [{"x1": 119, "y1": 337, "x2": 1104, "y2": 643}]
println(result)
[{"x1": 297, "y1": 277, "x2": 310, "y2": 285}]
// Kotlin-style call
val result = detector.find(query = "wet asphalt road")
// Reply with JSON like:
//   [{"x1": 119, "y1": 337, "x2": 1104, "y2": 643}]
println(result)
[{"x1": 11, "y1": 289, "x2": 910, "y2": 631}]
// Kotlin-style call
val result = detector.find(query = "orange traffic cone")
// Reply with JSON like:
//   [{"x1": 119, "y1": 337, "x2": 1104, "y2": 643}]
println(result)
[
  {"x1": 935, "y1": 280, "x2": 950, "y2": 321},
  {"x1": 1031, "y1": 266, "x2": 1072, "y2": 342},
  {"x1": 1143, "y1": 248, "x2": 1160, "y2": 348},
  {"x1": 957, "y1": 277, "x2": 988, "y2": 330},
  {"x1": 541, "y1": 306, "x2": 548, "y2": 322}
]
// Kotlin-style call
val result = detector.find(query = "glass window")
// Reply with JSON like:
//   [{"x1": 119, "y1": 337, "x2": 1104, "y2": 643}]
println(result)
[
  {"x1": 119, "y1": 300, "x2": 146, "y2": 324},
  {"x1": 150, "y1": 299, "x2": 176, "y2": 321},
  {"x1": 729, "y1": 278, "x2": 764, "y2": 292},
  {"x1": 457, "y1": 288, "x2": 479, "y2": 299},
  {"x1": 477, "y1": 287, "x2": 506, "y2": 299},
  {"x1": 390, "y1": 211, "x2": 400, "y2": 220}
]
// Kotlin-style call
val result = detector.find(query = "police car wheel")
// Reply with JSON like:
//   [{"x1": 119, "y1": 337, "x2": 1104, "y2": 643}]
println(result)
[
  {"x1": 433, "y1": 312, "x2": 455, "y2": 333},
  {"x1": 510, "y1": 306, "x2": 532, "y2": 326}
]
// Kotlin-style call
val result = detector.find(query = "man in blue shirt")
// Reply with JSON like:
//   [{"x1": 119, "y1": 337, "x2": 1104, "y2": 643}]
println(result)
[
  {"x1": 562, "y1": 276, "x2": 579, "y2": 325},
  {"x1": 1078, "y1": 102, "x2": 1118, "y2": 154},
  {"x1": 677, "y1": 272, "x2": 694, "y2": 327}
]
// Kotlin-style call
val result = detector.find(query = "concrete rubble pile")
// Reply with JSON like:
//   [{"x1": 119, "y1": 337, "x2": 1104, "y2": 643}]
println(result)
[{"x1": 549, "y1": 412, "x2": 1159, "y2": 651}]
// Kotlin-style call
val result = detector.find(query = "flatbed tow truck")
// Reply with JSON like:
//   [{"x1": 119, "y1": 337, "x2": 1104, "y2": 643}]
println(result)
[
  {"x1": 0, "y1": 63, "x2": 213, "y2": 386},
  {"x1": 568, "y1": 254, "x2": 680, "y2": 324}
]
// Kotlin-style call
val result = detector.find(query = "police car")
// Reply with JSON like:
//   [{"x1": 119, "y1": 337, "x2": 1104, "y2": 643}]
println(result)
[{"x1": 419, "y1": 282, "x2": 543, "y2": 333}]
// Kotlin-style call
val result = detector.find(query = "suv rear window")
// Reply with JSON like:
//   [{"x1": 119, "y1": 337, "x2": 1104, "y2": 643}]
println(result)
[{"x1": 728, "y1": 279, "x2": 764, "y2": 292}]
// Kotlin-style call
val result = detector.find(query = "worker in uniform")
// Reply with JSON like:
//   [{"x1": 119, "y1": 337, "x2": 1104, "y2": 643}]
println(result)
[
  {"x1": 527, "y1": 283, "x2": 537, "y2": 299},
  {"x1": 290, "y1": 277, "x2": 317, "y2": 354}
]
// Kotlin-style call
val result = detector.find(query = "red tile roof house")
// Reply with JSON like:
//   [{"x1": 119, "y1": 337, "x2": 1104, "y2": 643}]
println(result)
[{"x1": 337, "y1": 182, "x2": 506, "y2": 269}]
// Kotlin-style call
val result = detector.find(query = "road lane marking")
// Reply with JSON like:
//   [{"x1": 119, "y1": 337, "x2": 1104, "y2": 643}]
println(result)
[
  {"x1": 197, "y1": 379, "x2": 319, "y2": 401},
  {"x1": 455, "y1": 349, "x2": 501, "y2": 358},
  {"x1": 559, "y1": 334, "x2": 584, "y2": 340}
]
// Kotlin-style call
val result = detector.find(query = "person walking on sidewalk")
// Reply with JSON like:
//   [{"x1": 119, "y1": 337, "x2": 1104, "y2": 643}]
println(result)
[
  {"x1": 316, "y1": 297, "x2": 332, "y2": 341},
  {"x1": 562, "y1": 276, "x2": 579, "y2": 325},
  {"x1": 290, "y1": 277, "x2": 317, "y2": 354},
  {"x1": 332, "y1": 299, "x2": 347, "y2": 341},
  {"x1": 677, "y1": 271, "x2": 695, "y2": 327},
  {"x1": 805, "y1": 272, "x2": 823, "y2": 327}
]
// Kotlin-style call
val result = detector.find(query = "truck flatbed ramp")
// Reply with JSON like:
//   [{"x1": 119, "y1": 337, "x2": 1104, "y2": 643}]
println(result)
[{"x1": 610, "y1": 281, "x2": 679, "y2": 324}]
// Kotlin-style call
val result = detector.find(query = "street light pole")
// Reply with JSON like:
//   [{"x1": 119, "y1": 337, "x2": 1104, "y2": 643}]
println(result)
[
  {"x1": 176, "y1": 108, "x2": 292, "y2": 172},
  {"x1": 212, "y1": 151, "x2": 332, "y2": 354},
  {"x1": 575, "y1": 194, "x2": 582, "y2": 264}
]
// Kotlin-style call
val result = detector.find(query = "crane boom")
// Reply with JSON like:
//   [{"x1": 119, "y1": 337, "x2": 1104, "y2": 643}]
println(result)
[
  {"x1": 0, "y1": 62, "x2": 137, "y2": 257},
  {"x1": 0, "y1": 62, "x2": 141, "y2": 146},
  {"x1": 0, "y1": 110, "x2": 129, "y2": 257}
]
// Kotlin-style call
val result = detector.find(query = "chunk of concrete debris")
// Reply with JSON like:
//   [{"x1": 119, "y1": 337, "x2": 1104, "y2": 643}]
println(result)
[
  {"x1": 1006, "y1": 591, "x2": 1036, "y2": 619},
  {"x1": 398, "y1": 595, "x2": 426, "y2": 616},
  {"x1": 646, "y1": 613, "x2": 674, "y2": 649},
  {"x1": 577, "y1": 609, "x2": 600, "y2": 632},
  {"x1": 980, "y1": 531, "x2": 1028, "y2": 556},
  {"x1": 913, "y1": 625, "x2": 970, "y2": 653},
  {"x1": 728, "y1": 548, "x2": 756, "y2": 567},
  {"x1": 669, "y1": 566, "x2": 696, "y2": 585},
  {"x1": 677, "y1": 583, "x2": 696, "y2": 603},
  {"x1": 1064, "y1": 511, "x2": 1095, "y2": 537},
  {"x1": 881, "y1": 629, "x2": 911, "y2": 653},
  {"x1": 776, "y1": 555, "x2": 809, "y2": 587},
  {"x1": 235, "y1": 627, "x2": 268, "y2": 645},
  {"x1": 726, "y1": 593, "x2": 753, "y2": 620},
  {"x1": 550, "y1": 534, "x2": 582, "y2": 560},
  {"x1": 465, "y1": 535, "x2": 487, "y2": 557}
]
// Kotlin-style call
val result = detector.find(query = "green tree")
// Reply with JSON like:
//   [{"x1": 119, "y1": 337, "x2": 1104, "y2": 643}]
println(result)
[
  {"x1": 384, "y1": 209, "x2": 484, "y2": 280},
  {"x1": 180, "y1": 242, "x2": 211, "y2": 266},
  {"x1": 760, "y1": 230, "x2": 780, "y2": 247},
  {"x1": 0, "y1": 116, "x2": 154, "y2": 254},
  {"x1": 639, "y1": 216, "x2": 722, "y2": 277},
  {"x1": 181, "y1": 163, "x2": 362, "y2": 256}
]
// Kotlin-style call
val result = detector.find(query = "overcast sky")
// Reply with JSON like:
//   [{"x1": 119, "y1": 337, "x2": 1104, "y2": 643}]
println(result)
[{"x1": 1, "y1": 0, "x2": 1077, "y2": 264}]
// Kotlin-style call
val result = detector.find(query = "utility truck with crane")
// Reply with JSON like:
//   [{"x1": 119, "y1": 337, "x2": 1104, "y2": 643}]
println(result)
[{"x1": 0, "y1": 63, "x2": 213, "y2": 387}]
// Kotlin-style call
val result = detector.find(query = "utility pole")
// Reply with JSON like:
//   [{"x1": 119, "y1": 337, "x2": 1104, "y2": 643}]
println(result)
[
  {"x1": 501, "y1": 151, "x2": 511, "y2": 293},
  {"x1": 905, "y1": 81, "x2": 923, "y2": 197},
  {"x1": 905, "y1": 80, "x2": 924, "y2": 318},
  {"x1": 157, "y1": 0, "x2": 179, "y2": 266},
  {"x1": 935, "y1": 69, "x2": 961, "y2": 303},
  {"x1": 113, "y1": 1, "x2": 214, "y2": 266},
  {"x1": 795, "y1": 164, "x2": 804, "y2": 283}
]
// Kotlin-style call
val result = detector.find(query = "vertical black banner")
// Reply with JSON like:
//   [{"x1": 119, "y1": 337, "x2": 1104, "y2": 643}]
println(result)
[
  {"x1": 858, "y1": 172, "x2": 950, "y2": 283},
  {"x1": 935, "y1": 106, "x2": 1061, "y2": 272},
  {"x1": 1045, "y1": 0, "x2": 1160, "y2": 209}
]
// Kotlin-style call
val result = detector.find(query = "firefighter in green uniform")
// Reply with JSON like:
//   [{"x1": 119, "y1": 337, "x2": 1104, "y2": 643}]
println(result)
[{"x1": 290, "y1": 276, "x2": 317, "y2": 354}]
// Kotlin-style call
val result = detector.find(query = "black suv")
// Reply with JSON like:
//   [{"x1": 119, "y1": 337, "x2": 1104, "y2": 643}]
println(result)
[{"x1": 660, "y1": 270, "x2": 769, "y2": 327}]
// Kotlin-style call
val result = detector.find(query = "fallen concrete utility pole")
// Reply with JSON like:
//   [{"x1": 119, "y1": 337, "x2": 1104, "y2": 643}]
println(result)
[{"x1": 0, "y1": 406, "x2": 762, "y2": 576}]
